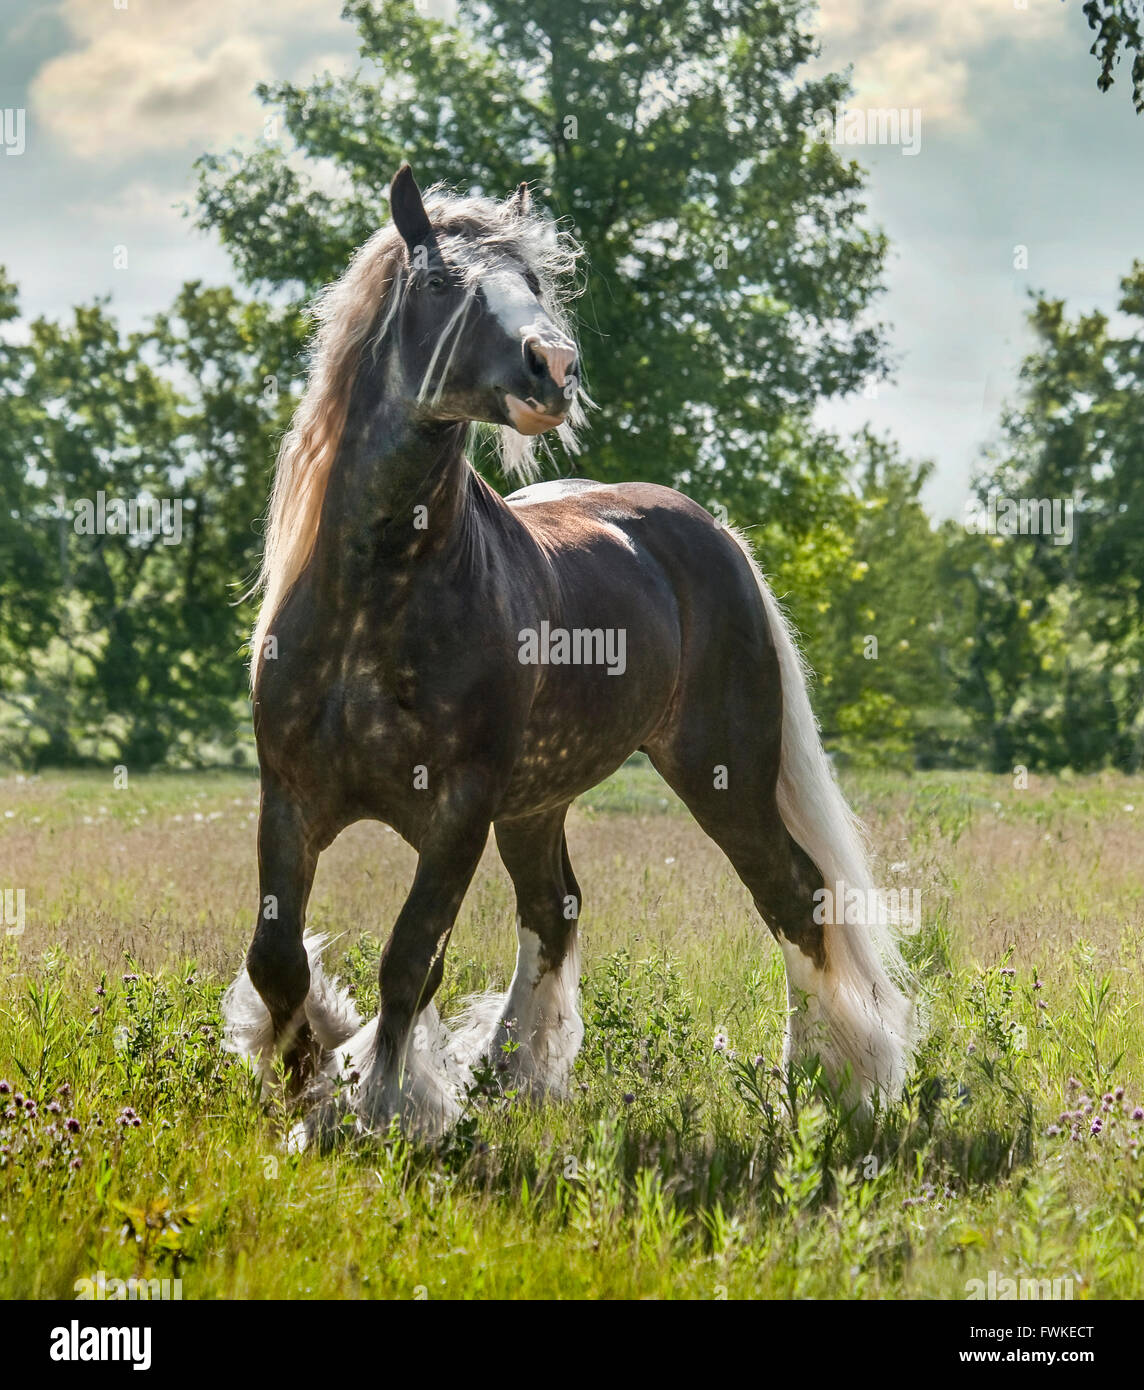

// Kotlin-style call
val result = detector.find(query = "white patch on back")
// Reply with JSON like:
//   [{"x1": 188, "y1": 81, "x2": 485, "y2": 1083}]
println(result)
[{"x1": 508, "y1": 479, "x2": 607, "y2": 505}]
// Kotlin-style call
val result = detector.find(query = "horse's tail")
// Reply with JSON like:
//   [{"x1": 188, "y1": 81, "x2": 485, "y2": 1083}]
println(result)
[{"x1": 729, "y1": 529, "x2": 919, "y2": 1104}]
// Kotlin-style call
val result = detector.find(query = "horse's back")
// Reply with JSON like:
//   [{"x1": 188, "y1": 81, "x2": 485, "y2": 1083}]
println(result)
[
  {"x1": 504, "y1": 473, "x2": 774, "y2": 711},
  {"x1": 507, "y1": 477, "x2": 760, "y2": 611}
]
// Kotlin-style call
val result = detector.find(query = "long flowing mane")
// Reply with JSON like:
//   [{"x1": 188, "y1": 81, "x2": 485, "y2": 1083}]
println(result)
[{"x1": 250, "y1": 187, "x2": 587, "y2": 679}]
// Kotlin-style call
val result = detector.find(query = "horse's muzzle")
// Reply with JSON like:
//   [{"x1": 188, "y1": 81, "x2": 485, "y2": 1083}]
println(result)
[{"x1": 503, "y1": 393, "x2": 569, "y2": 435}]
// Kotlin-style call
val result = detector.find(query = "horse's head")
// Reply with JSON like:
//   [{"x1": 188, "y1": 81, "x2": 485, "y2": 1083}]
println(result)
[{"x1": 386, "y1": 164, "x2": 580, "y2": 437}]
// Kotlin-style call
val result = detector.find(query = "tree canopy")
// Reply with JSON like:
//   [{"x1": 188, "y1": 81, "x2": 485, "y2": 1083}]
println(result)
[
  {"x1": 3, "y1": 1, "x2": 1142, "y2": 773},
  {"x1": 195, "y1": 0, "x2": 889, "y2": 526}
]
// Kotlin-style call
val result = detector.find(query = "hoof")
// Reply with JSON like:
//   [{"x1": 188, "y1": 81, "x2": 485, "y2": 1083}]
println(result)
[{"x1": 282, "y1": 1021, "x2": 323, "y2": 1098}]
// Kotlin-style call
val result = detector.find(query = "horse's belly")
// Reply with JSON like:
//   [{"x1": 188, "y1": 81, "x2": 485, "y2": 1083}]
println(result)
[{"x1": 499, "y1": 662, "x2": 675, "y2": 817}]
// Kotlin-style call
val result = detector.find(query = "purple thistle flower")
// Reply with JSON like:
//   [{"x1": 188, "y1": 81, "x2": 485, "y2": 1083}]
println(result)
[
  {"x1": 47, "y1": 1100, "x2": 60, "y2": 1115},
  {"x1": 1091, "y1": 1118, "x2": 1102, "y2": 1136},
  {"x1": 622, "y1": 1092, "x2": 635, "y2": 1105},
  {"x1": 1001, "y1": 967, "x2": 1015, "y2": 978},
  {"x1": 70, "y1": 1157, "x2": 81, "y2": 1170},
  {"x1": 1132, "y1": 1108, "x2": 1144, "y2": 1122},
  {"x1": 1046, "y1": 1125, "x2": 1061, "y2": 1136},
  {"x1": 0, "y1": 1081, "x2": 9, "y2": 1095},
  {"x1": 1114, "y1": 1087, "x2": 1125, "y2": 1101},
  {"x1": 1068, "y1": 1076, "x2": 1081, "y2": 1091},
  {"x1": 1103, "y1": 1092, "x2": 1114, "y2": 1105},
  {"x1": 65, "y1": 1117, "x2": 80, "y2": 1134},
  {"x1": 1033, "y1": 978, "x2": 1043, "y2": 990}
]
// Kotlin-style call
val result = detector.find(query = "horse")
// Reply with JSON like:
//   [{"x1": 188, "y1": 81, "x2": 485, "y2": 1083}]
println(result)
[{"x1": 223, "y1": 164, "x2": 918, "y2": 1143}]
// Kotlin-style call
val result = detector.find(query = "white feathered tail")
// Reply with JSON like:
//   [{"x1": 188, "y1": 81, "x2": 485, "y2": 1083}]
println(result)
[{"x1": 730, "y1": 531, "x2": 919, "y2": 1105}]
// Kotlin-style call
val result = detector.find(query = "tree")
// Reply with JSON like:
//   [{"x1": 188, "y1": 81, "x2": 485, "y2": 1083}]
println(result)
[
  {"x1": 194, "y1": 0, "x2": 890, "y2": 532},
  {"x1": 781, "y1": 433, "x2": 973, "y2": 768},
  {"x1": 0, "y1": 274, "x2": 69, "y2": 759},
  {"x1": 0, "y1": 276, "x2": 294, "y2": 767},
  {"x1": 1084, "y1": 0, "x2": 1144, "y2": 113},
  {"x1": 949, "y1": 263, "x2": 1144, "y2": 771}
]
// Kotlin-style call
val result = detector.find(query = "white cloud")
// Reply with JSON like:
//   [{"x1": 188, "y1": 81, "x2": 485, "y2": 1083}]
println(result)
[
  {"x1": 815, "y1": 0, "x2": 1069, "y2": 124},
  {"x1": 30, "y1": 0, "x2": 347, "y2": 163}
]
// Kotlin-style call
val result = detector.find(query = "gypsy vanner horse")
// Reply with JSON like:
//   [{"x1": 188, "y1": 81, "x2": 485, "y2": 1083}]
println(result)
[{"x1": 224, "y1": 165, "x2": 917, "y2": 1143}]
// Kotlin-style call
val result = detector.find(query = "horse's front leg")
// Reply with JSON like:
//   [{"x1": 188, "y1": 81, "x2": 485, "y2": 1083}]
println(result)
[
  {"x1": 232, "y1": 778, "x2": 322, "y2": 1092},
  {"x1": 355, "y1": 804, "x2": 492, "y2": 1136}
]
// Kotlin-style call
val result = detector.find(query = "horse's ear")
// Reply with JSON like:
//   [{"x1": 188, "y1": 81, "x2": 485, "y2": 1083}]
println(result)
[
  {"x1": 508, "y1": 181, "x2": 531, "y2": 218},
  {"x1": 390, "y1": 164, "x2": 434, "y2": 255}
]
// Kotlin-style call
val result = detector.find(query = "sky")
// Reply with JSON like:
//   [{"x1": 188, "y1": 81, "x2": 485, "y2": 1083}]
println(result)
[{"x1": 0, "y1": 0, "x2": 1141, "y2": 519}]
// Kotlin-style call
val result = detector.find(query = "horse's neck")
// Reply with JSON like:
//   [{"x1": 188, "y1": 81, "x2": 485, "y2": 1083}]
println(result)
[{"x1": 314, "y1": 404, "x2": 474, "y2": 598}]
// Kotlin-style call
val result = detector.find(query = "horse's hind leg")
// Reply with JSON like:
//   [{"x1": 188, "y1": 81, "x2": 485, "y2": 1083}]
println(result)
[
  {"x1": 645, "y1": 704, "x2": 907, "y2": 1106},
  {"x1": 489, "y1": 806, "x2": 584, "y2": 1096}
]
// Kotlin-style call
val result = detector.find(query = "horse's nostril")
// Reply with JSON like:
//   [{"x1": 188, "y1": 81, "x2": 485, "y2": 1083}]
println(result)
[{"x1": 525, "y1": 343, "x2": 547, "y2": 378}]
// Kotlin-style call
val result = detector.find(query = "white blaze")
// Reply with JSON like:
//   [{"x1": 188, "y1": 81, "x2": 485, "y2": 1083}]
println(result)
[{"x1": 480, "y1": 268, "x2": 545, "y2": 340}]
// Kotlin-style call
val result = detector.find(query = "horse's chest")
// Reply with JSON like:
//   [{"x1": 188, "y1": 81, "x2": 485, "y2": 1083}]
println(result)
[{"x1": 258, "y1": 652, "x2": 430, "y2": 775}]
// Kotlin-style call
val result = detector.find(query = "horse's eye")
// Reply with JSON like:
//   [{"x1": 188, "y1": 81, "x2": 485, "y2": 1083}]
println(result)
[{"x1": 425, "y1": 272, "x2": 447, "y2": 292}]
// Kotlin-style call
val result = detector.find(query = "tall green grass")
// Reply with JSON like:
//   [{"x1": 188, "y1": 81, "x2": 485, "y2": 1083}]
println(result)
[{"x1": 1, "y1": 766, "x2": 1141, "y2": 1298}]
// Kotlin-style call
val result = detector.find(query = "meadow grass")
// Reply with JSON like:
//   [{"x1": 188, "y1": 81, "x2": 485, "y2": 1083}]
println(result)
[{"x1": 0, "y1": 762, "x2": 1141, "y2": 1299}]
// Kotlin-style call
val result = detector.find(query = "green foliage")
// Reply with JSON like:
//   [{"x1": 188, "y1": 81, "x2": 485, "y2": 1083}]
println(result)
[
  {"x1": 948, "y1": 264, "x2": 1144, "y2": 772},
  {"x1": 1084, "y1": 0, "x2": 1144, "y2": 112},
  {"x1": 0, "y1": 281, "x2": 298, "y2": 767},
  {"x1": 2, "y1": 4, "x2": 1144, "y2": 773}
]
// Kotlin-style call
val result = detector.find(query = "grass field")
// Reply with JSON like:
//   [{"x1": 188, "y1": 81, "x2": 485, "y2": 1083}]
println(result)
[{"x1": 1, "y1": 761, "x2": 1141, "y2": 1299}]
